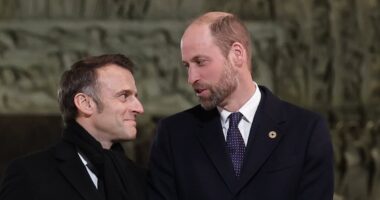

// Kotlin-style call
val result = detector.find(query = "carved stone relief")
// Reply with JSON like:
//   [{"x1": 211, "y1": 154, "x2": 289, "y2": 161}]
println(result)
[
  {"x1": 0, "y1": 0, "x2": 379, "y2": 199},
  {"x1": 0, "y1": 20, "x2": 281, "y2": 115}
]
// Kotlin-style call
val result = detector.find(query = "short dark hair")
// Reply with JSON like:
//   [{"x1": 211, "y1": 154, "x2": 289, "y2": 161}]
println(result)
[
  {"x1": 58, "y1": 54, "x2": 135, "y2": 123},
  {"x1": 209, "y1": 14, "x2": 252, "y2": 67}
]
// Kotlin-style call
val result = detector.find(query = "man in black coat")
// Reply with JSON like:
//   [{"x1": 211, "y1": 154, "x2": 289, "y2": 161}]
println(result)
[
  {"x1": 148, "y1": 12, "x2": 334, "y2": 200},
  {"x1": 0, "y1": 54, "x2": 146, "y2": 200}
]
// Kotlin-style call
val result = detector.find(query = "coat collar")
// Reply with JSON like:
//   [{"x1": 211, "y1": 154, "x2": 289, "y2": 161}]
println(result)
[{"x1": 53, "y1": 141, "x2": 104, "y2": 200}]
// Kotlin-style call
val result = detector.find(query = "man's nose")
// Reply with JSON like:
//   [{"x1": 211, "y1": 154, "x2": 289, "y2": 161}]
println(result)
[
  {"x1": 133, "y1": 98, "x2": 144, "y2": 114},
  {"x1": 187, "y1": 66, "x2": 200, "y2": 85}
]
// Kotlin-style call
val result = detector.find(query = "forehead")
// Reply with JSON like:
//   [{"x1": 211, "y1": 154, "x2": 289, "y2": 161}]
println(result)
[
  {"x1": 181, "y1": 24, "x2": 222, "y2": 59},
  {"x1": 96, "y1": 64, "x2": 136, "y2": 93},
  {"x1": 182, "y1": 24, "x2": 212, "y2": 45}
]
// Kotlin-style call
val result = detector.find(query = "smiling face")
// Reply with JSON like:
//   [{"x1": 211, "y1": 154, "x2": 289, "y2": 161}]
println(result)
[
  {"x1": 181, "y1": 23, "x2": 238, "y2": 110},
  {"x1": 89, "y1": 64, "x2": 144, "y2": 144}
]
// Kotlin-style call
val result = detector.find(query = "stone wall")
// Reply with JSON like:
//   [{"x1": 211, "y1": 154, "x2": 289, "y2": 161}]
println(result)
[{"x1": 0, "y1": 0, "x2": 379, "y2": 199}]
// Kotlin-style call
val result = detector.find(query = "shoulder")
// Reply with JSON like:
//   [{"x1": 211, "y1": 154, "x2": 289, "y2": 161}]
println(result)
[
  {"x1": 6, "y1": 147, "x2": 55, "y2": 170},
  {"x1": 152, "y1": 105, "x2": 214, "y2": 144},
  {"x1": 282, "y1": 101, "x2": 323, "y2": 122},
  {"x1": 258, "y1": 85, "x2": 324, "y2": 123},
  {"x1": 0, "y1": 151, "x2": 48, "y2": 186},
  {"x1": 163, "y1": 105, "x2": 204, "y2": 121},
  {"x1": 156, "y1": 105, "x2": 219, "y2": 136},
  {"x1": 2, "y1": 141, "x2": 74, "y2": 177},
  {"x1": 0, "y1": 147, "x2": 55, "y2": 199},
  {"x1": 160, "y1": 105, "x2": 216, "y2": 125}
]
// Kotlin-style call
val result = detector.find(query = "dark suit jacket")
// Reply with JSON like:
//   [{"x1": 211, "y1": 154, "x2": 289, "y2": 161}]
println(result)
[
  {"x1": 0, "y1": 140, "x2": 147, "y2": 200},
  {"x1": 148, "y1": 86, "x2": 334, "y2": 200}
]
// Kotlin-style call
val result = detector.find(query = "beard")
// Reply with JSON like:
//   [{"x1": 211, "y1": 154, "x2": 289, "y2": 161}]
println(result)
[{"x1": 193, "y1": 61, "x2": 238, "y2": 110}]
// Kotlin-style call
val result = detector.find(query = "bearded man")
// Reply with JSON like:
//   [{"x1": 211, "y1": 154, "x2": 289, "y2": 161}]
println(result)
[{"x1": 148, "y1": 12, "x2": 334, "y2": 200}]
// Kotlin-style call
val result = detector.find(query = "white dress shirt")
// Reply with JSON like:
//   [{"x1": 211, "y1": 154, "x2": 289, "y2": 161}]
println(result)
[
  {"x1": 218, "y1": 82, "x2": 262, "y2": 146},
  {"x1": 78, "y1": 152, "x2": 98, "y2": 188}
]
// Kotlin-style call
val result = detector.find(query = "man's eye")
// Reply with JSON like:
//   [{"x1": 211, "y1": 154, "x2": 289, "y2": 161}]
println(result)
[
  {"x1": 119, "y1": 94, "x2": 129, "y2": 101},
  {"x1": 196, "y1": 60, "x2": 206, "y2": 66},
  {"x1": 182, "y1": 62, "x2": 189, "y2": 68}
]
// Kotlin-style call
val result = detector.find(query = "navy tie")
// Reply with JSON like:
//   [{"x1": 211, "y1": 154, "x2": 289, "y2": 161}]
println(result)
[{"x1": 226, "y1": 112, "x2": 245, "y2": 177}]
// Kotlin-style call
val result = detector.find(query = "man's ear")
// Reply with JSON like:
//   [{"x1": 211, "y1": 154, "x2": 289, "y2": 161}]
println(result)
[
  {"x1": 229, "y1": 42, "x2": 246, "y2": 67},
  {"x1": 74, "y1": 93, "x2": 95, "y2": 116}
]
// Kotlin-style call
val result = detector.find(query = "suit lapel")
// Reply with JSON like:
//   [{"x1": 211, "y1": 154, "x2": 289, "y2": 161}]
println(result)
[
  {"x1": 54, "y1": 142, "x2": 103, "y2": 200},
  {"x1": 195, "y1": 109, "x2": 238, "y2": 193},
  {"x1": 235, "y1": 86, "x2": 285, "y2": 192},
  {"x1": 236, "y1": 111, "x2": 283, "y2": 191}
]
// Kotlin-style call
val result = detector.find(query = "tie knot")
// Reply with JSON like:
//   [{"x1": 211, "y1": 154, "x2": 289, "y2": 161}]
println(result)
[{"x1": 229, "y1": 112, "x2": 243, "y2": 127}]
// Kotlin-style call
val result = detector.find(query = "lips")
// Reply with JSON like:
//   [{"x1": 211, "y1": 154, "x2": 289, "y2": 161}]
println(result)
[
  {"x1": 193, "y1": 83, "x2": 209, "y2": 96},
  {"x1": 124, "y1": 119, "x2": 136, "y2": 126},
  {"x1": 194, "y1": 88, "x2": 210, "y2": 97},
  {"x1": 195, "y1": 88, "x2": 205, "y2": 94}
]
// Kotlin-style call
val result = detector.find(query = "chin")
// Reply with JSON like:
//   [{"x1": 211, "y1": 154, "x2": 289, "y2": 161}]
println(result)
[
  {"x1": 125, "y1": 131, "x2": 137, "y2": 140},
  {"x1": 115, "y1": 133, "x2": 137, "y2": 142},
  {"x1": 200, "y1": 100, "x2": 217, "y2": 110}
]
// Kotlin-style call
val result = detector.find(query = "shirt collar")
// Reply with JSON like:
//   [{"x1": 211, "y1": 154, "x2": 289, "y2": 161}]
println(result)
[
  {"x1": 78, "y1": 152, "x2": 88, "y2": 165},
  {"x1": 218, "y1": 82, "x2": 261, "y2": 124}
]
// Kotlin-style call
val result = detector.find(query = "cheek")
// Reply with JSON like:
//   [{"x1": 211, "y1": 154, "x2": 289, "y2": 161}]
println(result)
[
  {"x1": 119, "y1": 104, "x2": 132, "y2": 116},
  {"x1": 206, "y1": 69, "x2": 224, "y2": 83},
  {"x1": 102, "y1": 104, "x2": 125, "y2": 120}
]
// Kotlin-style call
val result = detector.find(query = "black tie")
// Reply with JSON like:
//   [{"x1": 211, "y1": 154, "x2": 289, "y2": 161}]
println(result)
[{"x1": 226, "y1": 112, "x2": 245, "y2": 177}]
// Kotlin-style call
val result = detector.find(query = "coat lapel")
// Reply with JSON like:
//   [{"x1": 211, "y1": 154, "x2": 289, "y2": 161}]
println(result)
[
  {"x1": 235, "y1": 86, "x2": 286, "y2": 193},
  {"x1": 54, "y1": 142, "x2": 103, "y2": 200},
  {"x1": 236, "y1": 110, "x2": 283, "y2": 191},
  {"x1": 195, "y1": 109, "x2": 238, "y2": 193}
]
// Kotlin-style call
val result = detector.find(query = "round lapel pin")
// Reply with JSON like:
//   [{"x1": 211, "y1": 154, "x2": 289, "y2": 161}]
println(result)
[{"x1": 268, "y1": 131, "x2": 277, "y2": 139}]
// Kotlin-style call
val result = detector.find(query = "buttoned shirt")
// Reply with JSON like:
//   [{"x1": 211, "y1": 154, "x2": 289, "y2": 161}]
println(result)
[{"x1": 218, "y1": 82, "x2": 261, "y2": 146}]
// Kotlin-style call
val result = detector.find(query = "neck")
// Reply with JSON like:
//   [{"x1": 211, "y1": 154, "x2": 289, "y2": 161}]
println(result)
[
  {"x1": 75, "y1": 118, "x2": 112, "y2": 149},
  {"x1": 220, "y1": 76, "x2": 256, "y2": 112}
]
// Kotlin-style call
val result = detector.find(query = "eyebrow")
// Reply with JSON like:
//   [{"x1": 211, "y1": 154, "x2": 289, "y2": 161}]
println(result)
[
  {"x1": 191, "y1": 55, "x2": 208, "y2": 62},
  {"x1": 182, "y1": 55, "x2": 209, "y2": 64},
  {"x1": 114, "y1": 89, "x2": 134, "y2": 97}
]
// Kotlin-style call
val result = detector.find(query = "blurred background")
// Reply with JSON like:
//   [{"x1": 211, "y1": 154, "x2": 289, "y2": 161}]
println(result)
[{"x1": 0, "y1": 0, "x2": 379, "y2": 199}]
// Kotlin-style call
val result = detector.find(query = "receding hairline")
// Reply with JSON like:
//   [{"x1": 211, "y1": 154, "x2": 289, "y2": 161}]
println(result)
[
  {"x1": 191, "y1": 11, "x2": 233, "y2": 26},
  {"x1": 182, "y1": 12, "x2": 234, "y2": 41}
]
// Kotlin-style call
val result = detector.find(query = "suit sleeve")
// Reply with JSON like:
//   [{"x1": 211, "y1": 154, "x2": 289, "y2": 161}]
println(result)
[
  {"x1": 297, "y1": 116, "x2": 334, "y2": 200},
  {"x1": 148, "y1": 120, "x2": 178, "y2": 200},
  {"x1": 0, "y1": 160, "x2": 35, "y2": 200}
]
